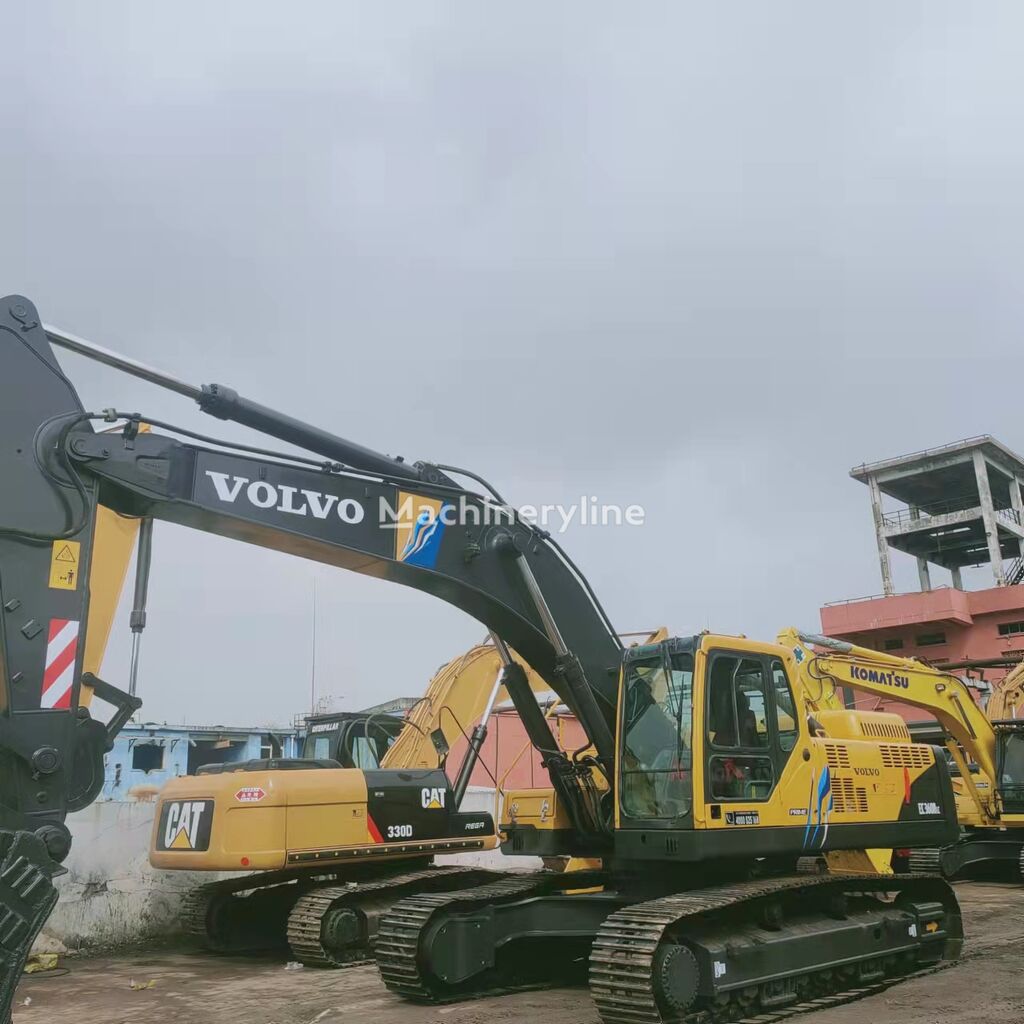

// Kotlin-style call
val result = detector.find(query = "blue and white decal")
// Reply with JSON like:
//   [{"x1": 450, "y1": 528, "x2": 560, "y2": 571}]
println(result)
[
  {"x1": 399, "y1": 505, "x2": 452, "y2": 569},
  {"x1": 803, "y1": 766, "x2": 833, "y2": 849}
]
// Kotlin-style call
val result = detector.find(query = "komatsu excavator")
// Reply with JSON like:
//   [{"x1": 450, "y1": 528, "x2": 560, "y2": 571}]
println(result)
[
  {"x1": 152, "y1": 639, "x2": 558, "y2": 965},
  {"x1": 0, "y1": 295, "x2": 969, "y2": 1023}
]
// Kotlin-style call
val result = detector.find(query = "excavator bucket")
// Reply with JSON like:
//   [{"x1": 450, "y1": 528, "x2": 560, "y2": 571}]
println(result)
[{"x1": 0, "y1": 832, "x2": 59, "y2": 1020}]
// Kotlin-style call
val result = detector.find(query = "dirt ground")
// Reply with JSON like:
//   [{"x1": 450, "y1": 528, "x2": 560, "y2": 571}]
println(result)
[{"x1": 13, "y1": 882, "x2": 1024, "y2": 1024}]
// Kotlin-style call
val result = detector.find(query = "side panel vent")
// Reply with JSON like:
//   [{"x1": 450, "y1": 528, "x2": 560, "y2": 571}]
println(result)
[
  {"x1": 824, "y1": 743, "x2": 852, "y2": 769},
  {"x1": 832, "y1": 778, "x2": 870, "y2": 815},
  {"x1": 860, "y1": 719, "x2": 911, "y2": 741},
  {"x1": 879, "y1": 744, "x2": 932, "y2": 769}
]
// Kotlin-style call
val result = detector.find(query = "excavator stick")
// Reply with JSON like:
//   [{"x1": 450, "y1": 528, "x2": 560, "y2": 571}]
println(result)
[{"x1": 0, "y1": 297, "x2": 143, "y2": 1019}]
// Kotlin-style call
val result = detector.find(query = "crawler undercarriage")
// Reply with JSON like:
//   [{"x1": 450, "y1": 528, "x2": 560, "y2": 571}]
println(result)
[
  {"x1": 184, "y1": 861, "x2": 503, "y2": 967},
  {"x1": 375, "y1": 868, "x2": 961, "y2": 1024}
]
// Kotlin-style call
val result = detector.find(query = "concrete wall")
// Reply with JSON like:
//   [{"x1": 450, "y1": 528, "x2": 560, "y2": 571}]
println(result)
[{"x1": 36, "y1": 798, "x2": 212, "y2": 953}]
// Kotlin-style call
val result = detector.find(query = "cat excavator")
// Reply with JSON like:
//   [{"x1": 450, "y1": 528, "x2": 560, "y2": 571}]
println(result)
[
  {"x1": 152, "y1": 638, "x2": 561, "y2": 965},
  {"x1": 0, "y1": 295, "x2": 969, "y2": 1023}
]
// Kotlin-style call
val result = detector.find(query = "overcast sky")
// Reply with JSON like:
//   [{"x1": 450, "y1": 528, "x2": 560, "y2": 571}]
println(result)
[{"x1": 4, "y1": 4, "x2": 1023, "y2": 727}]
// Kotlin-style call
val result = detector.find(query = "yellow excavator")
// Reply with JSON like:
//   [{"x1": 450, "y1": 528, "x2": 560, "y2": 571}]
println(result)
[{"x1": 150, "y1": 638, "x2": 562, "y2": 965}]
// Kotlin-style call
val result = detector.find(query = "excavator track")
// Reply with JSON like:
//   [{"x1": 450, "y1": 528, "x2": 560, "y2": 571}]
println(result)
[
  {"x1": 182, "y1": 885, "x2": 226, "y2": 949},
  {"x1": 594, "y1": 958, "x2": 952, "y2": 1024},
  {"x1": 376, "y1": 872, "x2": 960, "y2": 1021},
  {"x1": 286, "y1": 865, "x2": 501, "y2": 967},
  {"x1": 376, "y1": 871, "x2": 595, "y2": 1000},
  {"x1": 590, "y1": 874, "x2": 961, "y2": 1024},
  {"x1": 182, "y1": 866, "x2": 342, "y2": 953}
]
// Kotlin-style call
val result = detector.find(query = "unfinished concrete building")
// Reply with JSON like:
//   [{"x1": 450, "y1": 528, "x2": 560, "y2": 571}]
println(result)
[
  {"x1": 821, "y1": 436, "x2": 1024, "y2": 697},
  {"x1": 854, "y1": 436, "x2": 1024, "y2": 594}
]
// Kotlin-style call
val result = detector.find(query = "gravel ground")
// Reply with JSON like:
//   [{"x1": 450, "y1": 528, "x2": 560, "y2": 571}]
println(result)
[{"x1": 12, "y1": 881, "x2": 1024, "y2": 1024}]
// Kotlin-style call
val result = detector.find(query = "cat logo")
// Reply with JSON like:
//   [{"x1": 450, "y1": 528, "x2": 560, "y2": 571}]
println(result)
[
  {"x1": 421, "y1": 787, "x2": 446, "y2": 810},
  {"x1": 158, "y1": 799, "x2": 213, "y2": 851}
]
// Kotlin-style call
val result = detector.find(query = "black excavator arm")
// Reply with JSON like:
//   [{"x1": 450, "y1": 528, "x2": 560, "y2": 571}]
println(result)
[{"x1": 0, "y1": 296, "x2": 623, "y2": 1014}]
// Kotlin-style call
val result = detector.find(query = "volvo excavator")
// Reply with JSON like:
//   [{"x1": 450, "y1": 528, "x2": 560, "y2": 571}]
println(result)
[
  {"x1": 151, "y1": 639, "x2": 561, "y2": 965},
  {"x1": 0, "y1": 295, "x2": 969, "y2": 1023}
]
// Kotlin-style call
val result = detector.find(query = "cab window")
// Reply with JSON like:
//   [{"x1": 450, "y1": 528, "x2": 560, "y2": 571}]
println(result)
[
  {"x1": 706, "y1": 654, "x2": 774, "y2": 801},
  {"x1": 303, "y1": 733, "x2": 334, "y2": 760},
  {"x1": 999, "y1": 730, "x2": 1024, "y2": 813},
  {"x1": 708, "y1": 656, "x2": 769, "y2": 749},
  {"x1": 351, "y1": 734, "x2": 382, "y2": 770},
  {"x1": 620, "y1": 650, "x2": 694, "y2": 820},
  {"x1": 771, "y1": 659, "x2": 799, "y2": 752}
]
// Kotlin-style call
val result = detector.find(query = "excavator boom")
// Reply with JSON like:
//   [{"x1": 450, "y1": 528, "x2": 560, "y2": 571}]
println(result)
[{"x1": 0, "y1": 297, "x2": 623, "y2": 847}]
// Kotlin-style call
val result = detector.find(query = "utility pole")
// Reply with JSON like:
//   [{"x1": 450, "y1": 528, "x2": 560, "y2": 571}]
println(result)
[{"x1": 310, "y1": 578, "x2": 318, "y2": 716}]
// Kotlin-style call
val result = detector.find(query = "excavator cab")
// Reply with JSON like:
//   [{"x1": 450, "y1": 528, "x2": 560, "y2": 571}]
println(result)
[
  {"x1": 301, "y1": 712, "x2": 404, "y2": 769},
  {"x1": 616, "y1": 635, "x2": 815, "y2": 847},
  {"x1": 995, "y1": 721, "x2": 1024, "y2": 814},
  {"x1": 508, "y1": 632, "x2": 958, "y2": 865}
]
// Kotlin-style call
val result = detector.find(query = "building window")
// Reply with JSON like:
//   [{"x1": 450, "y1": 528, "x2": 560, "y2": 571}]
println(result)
[
  {"x1": 916, "y1": 632, "x2": 947, "y2": 647},
  {"x1": 132, "y1": 742, "x2": 164, "y2": 773},
  {"x1": 883, "y1": 637, "x2": 905, "y2": 651},
  {"x1": 998, "y1": 622, "x2": 1024, "y2": 637}
]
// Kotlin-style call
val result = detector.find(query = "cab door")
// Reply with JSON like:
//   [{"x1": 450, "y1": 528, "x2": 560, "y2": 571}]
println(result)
[{"x1": 702, "y1": 649, "x2": 800, "y2": 819}]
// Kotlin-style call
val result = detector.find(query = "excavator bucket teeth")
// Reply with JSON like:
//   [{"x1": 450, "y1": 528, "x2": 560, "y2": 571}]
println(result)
[{"x1": 0, "y1": 831, "x2": 59, "y2": 1023}]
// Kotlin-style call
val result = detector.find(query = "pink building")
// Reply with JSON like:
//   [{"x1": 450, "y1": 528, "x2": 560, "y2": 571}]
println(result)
[
  {"x1": 820, "y1": 436, "x2": 1024, "y2": 718},
  {"x1": 447, "y1": 704, "x2": 590, "y2": 791}
]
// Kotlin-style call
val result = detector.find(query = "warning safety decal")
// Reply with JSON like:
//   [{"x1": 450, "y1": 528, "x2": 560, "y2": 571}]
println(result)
[
  {"x1": 49, "y1": 540, "x2": 80, "y2": 590},
  {"x1": 41, "y1": 619, "x2": 79, "y2": 709}
]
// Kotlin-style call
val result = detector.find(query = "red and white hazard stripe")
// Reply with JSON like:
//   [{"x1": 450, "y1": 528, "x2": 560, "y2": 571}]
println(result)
[{"x1": 41, "y1": 619, "x2": 79, "y2": 709}]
